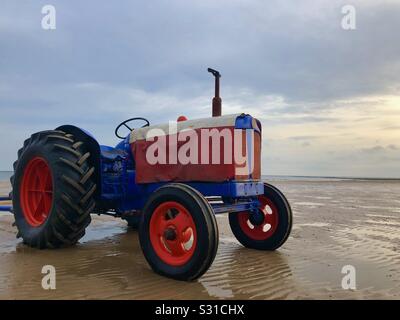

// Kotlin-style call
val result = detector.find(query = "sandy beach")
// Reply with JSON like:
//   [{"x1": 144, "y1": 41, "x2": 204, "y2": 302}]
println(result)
[{"x1": 0, "y1": 178, "x2": 399, "y2": 299}]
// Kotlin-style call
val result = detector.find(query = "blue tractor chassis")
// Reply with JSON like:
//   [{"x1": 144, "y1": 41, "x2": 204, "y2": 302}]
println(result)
[
  {"x1": 1, "y1": 181, "x2": 263, "y2": 214},
  {"x1": 102, "y1": 173, "x2": 263, "y2": 216}
]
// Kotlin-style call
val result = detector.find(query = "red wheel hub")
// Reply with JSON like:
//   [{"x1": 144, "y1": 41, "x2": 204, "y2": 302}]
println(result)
[
  {"x1": 237, "y1": 195, "x2": 278, "y2": 240},
  {"x1": 149, "y1": 201, "x2": 197, "y2": 266},
  {"x1": 20, "y1": 157, "x2": 53, "y2": 227}
]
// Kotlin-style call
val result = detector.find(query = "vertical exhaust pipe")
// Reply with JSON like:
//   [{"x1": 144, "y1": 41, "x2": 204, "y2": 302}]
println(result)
[{"x1": 207, "y1": 68, "x2": 221, "y2": 117}]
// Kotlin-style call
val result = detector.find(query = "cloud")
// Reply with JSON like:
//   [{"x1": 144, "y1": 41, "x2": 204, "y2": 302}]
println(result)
[
  {"x1": 1, "y1": 0, "x2": 400, "y2": 100},
  {"x1": 289, "y1": 136, "x2": 321, "y2": 141},
  {"x1": 361, "y1": 144, "x2": 399, "y2": 153},
  {"x1": 381, "y1": 126, "x2": 400, "y2": 131},
  {"x1": 0, "y1": 0, "x2": 399, "y2": 178},
  {"x1": 361, "y1": 146, "x2": 385, "y2": 153}
]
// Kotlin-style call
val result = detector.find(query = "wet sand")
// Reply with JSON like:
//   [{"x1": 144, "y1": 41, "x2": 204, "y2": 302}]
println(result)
[{"x1": 0, "y1": 179, "x2": 399, "y2": 299}]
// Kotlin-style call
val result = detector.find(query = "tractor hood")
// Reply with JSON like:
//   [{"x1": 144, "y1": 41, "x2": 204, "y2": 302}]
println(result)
[
  {"x1": 129, "y1": 113, "x2": 261, "y2": 143},
  {"x1": 130, "y1": 113, "x2": 262, "y2": 184}
]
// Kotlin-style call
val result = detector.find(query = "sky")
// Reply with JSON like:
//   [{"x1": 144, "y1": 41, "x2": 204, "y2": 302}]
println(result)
[{"x1": 0, "y1": 0, "x2": 399, "y2": 177}]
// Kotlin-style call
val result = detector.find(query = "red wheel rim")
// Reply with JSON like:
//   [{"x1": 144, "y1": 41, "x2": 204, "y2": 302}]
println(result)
[
  {"x1": 20, "y1": 157, "x2": 53, "y2": 227},
  {"x1": 237, "y1": 195, "x2": 279, "y2": 240},
  {"x1": 149, "y1": 201, "x2": 197, "y2": 266}
]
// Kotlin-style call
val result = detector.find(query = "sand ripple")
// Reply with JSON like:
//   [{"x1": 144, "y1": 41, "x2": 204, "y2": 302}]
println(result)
[{"x1": 0, "y1": 179, "x2": 399, "y2": 299}]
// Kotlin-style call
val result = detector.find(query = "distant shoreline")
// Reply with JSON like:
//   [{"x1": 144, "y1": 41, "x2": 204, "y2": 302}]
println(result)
[
  {"x1": 263, "y1": 175, "x2": 400, "y2": 181},
  {"x1": 1, "y1": 171, "x2": 399, "y2": 183}
]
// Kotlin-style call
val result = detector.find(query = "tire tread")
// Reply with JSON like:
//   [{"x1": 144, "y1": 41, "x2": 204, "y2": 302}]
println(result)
[{"x1": 10, "y1": 130, "x2": 96, "y2": 249}]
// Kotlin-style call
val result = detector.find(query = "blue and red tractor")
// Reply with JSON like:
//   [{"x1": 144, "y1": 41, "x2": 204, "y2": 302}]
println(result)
[{"x1": 8, "y1": 69, "x2": 292, "y2": 280}]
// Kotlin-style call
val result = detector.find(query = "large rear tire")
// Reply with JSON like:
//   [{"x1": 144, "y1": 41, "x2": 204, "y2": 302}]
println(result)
[
  {"x1": 139, "y1": 183, "x2": 218, "y2": 281},
  {"x1": 229, "y1": 183, "x2": 292, "y2": 250},
  {"x1": 10, "y1": 130, "x2": 97, "y2": 248}
]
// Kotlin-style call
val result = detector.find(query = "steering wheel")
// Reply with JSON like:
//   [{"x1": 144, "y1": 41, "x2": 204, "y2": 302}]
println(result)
[{"x1": 115, "y1": 117, "x2": 150, "y2": 139}]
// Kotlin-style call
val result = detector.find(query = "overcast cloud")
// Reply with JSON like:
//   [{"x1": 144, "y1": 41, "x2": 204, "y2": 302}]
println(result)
[{"x1": 1, "y1": 0, "x2": 399, "y2": 177}]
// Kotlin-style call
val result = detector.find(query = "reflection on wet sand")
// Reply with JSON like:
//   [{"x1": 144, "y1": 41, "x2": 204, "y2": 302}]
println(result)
[
  {"x1": 0, "y1": 216, "x2": 298, "y2": 299},
  {"x1": 200, "y1": 242, "x2": 297, "y2": 299},
  {"x1": 1, "y1": 179, "x2": 400, "y2": 299}
]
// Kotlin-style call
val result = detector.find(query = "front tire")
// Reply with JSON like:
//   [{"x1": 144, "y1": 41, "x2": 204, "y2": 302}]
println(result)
[
  {"x1": 139, "y1": 183, "x2": 218, "y2": 281},
  {"x1": 229, "y1": 183, "x2": 292, "y2": 250},
  {"x1": 10, "y1": 130, "x2": 96, "y2": 248}
]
